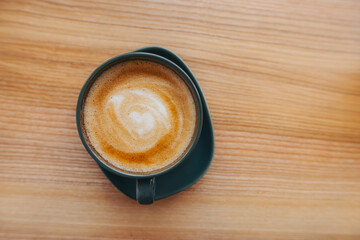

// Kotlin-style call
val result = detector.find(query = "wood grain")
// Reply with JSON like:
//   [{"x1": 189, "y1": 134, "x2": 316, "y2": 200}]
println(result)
[{"x1": 1, "y1": 0, "x2": 360, "y2": 239}]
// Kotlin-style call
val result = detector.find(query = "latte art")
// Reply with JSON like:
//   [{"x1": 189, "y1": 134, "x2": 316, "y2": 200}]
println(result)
[
  {"x1": 105, "y1": 89, "x2": 173, "y2": 152},
  {"x1": 83, "y1": 60, "x2": 197, "y2": 173}
]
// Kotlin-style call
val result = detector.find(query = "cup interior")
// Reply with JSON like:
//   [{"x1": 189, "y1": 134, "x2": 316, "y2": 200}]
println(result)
[{"x1": 77, "y1": 53, "x2": 203, "y2": 178}]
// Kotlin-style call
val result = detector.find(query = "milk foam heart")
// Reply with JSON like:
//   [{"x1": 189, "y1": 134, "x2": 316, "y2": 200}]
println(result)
[
  {"x1": 129, "y1": 112, "x2": 155, "y2": 135},
  {"x1": 105, "y1": 89, "x2": 172, "y2": 152},
  {"x1": 83, "y1": 60, "x2": 197, "y2": 173}
]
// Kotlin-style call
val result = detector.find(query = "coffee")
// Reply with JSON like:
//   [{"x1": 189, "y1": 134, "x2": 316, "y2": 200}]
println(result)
[{"x1": 83, "y1": 60, "x2": 197, "y2": 173}]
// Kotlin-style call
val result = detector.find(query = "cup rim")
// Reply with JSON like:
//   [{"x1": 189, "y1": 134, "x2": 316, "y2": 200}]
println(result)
[{"x1": 76, "y1": 52, "x2": 203, "y2": 179}]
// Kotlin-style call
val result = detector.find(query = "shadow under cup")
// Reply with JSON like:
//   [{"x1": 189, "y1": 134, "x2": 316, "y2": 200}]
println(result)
[{"x1": 76, "y1": 52, "x2": 203, "y2": 204}]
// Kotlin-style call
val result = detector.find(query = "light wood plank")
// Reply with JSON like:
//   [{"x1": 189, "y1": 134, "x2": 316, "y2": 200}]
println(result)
[{"x1": 1, "y1": 0, "x2": 360, "y2": 239}]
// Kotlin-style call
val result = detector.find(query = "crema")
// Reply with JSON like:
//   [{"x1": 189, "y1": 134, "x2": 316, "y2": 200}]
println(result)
[{"x1": 83, "y1": 60, "x2": 197, "y2": 173}]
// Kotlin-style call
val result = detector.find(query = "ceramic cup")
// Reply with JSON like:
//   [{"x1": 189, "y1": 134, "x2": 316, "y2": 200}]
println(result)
[{"x1": 76, "y1": 52, "x2": 203, "y2": 204}]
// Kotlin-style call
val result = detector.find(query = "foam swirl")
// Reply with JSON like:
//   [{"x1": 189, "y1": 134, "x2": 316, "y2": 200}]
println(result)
[
  {"x1": 105, "y1": 88, "x2": 175, "y2": 153},
  {"x1": 83, "y1": 60, "x2": 196, "y2": 173}
]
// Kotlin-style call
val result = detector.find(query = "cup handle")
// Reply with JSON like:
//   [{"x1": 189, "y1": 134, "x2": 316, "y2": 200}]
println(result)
[{"x1": 136, "y1": 177, "x2": 156, "y2": 204}]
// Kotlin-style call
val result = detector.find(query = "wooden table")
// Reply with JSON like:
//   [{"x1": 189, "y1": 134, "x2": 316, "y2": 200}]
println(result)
[{"x1": 1, "y1": 0, "x2": 360, "y2": 239}]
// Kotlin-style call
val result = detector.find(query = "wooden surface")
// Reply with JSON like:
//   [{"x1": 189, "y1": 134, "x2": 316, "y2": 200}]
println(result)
[{"x1": 1, "y1": 0, "x2": 360, "y2": 239}]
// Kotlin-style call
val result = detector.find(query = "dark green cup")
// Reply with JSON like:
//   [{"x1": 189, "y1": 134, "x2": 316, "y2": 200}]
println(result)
[{"x1": 76, "y1": 52, "x2": 203, "y2": 204}]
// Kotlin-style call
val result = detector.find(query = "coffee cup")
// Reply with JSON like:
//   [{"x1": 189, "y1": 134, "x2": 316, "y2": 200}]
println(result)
[{"x1": 77, "y1": 52, "x2": 203, "y2": 204}]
